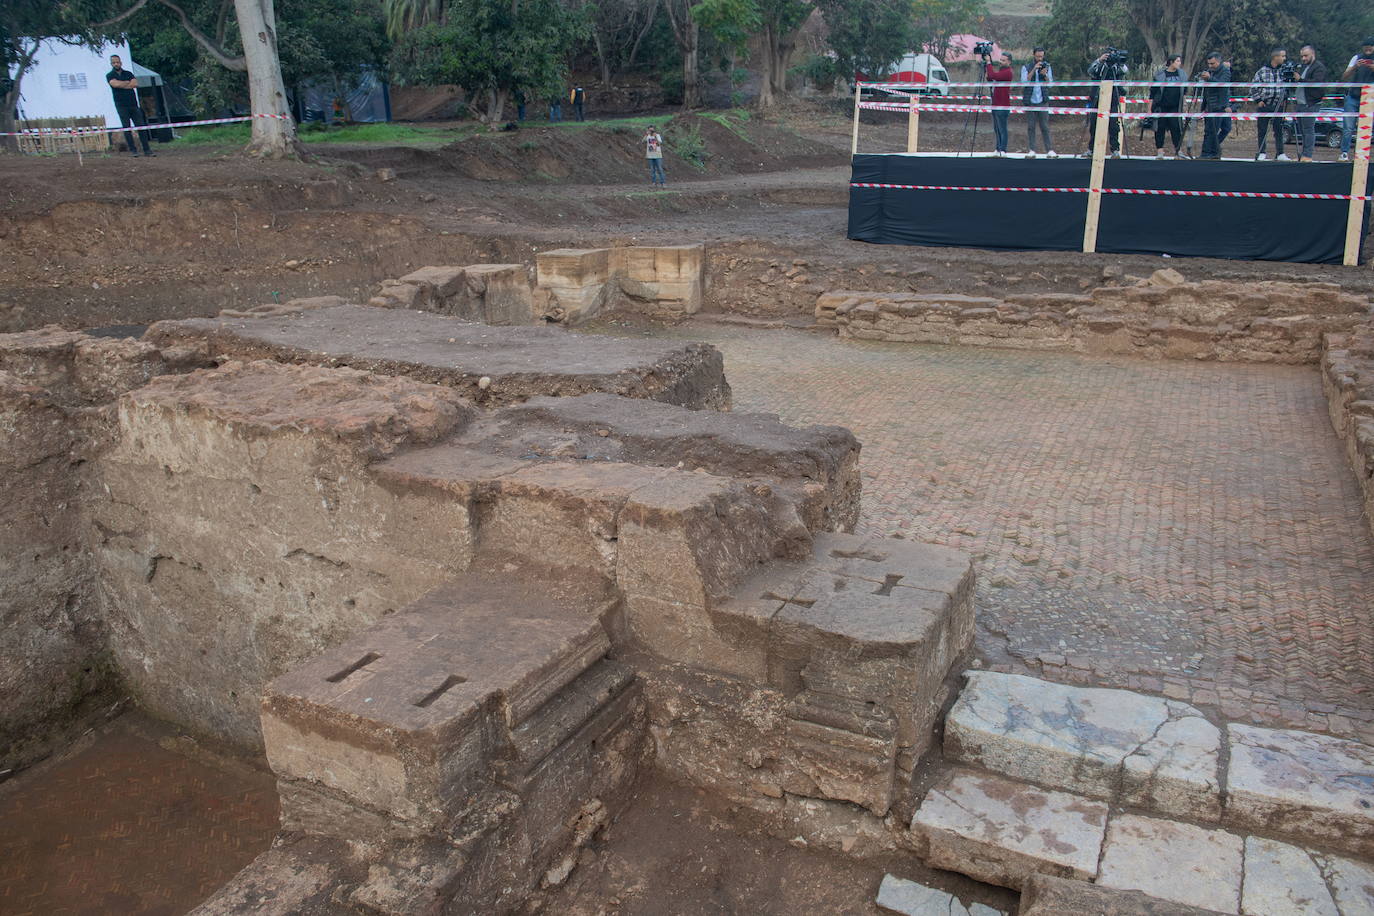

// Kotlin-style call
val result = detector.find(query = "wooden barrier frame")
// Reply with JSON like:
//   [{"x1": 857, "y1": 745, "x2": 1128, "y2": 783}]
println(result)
[
  {"x1": 907, "y1": 93, "x2": 920, "y2": 153},
  {"x1": 851, "y1": 82, "x2": 862, "y2": 156},
  {"x1": 1082, "y1": 80, "x2": 1113, "y2": 253},
  {"x1": 1345, "y1": 85, "x2": 1374, "y2": 267}
]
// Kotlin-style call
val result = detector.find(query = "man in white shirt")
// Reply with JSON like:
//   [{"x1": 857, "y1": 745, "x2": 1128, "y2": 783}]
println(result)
[{"x1": 1021, "y1": 48, "x2": 1056, "y2": 158}]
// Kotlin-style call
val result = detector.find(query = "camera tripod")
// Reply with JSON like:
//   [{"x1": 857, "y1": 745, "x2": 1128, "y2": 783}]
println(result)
[{"x1": 957, "y1": 56, "x2": 991, "y2": 156}]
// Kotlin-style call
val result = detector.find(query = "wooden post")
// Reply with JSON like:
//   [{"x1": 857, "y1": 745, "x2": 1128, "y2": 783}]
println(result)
[
  {"x1": 1082, "y1": 80, "x2": 1113, "y2": 254},
  {"x1": 1343, "y1": 84, "x2": 1374, "y2": 267},
  {"x1": 907, "y1": 93, "x2": 920, "y2": 153},
  {"x1": 851, "y1": 81, "x2": 862, "y2": 156}
]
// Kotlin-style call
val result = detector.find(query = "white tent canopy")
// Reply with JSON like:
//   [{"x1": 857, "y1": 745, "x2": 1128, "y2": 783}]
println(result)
[{"x1": 8, "y1": 39, "x2": 163, "y2": 127}]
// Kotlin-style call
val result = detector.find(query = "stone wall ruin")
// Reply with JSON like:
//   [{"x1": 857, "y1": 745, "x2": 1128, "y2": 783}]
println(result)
[{"x1": 0, "y1": 303, "x2": 979, "y2": 914}]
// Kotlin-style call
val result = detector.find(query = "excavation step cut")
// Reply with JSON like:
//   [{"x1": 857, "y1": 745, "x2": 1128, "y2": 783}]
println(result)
[
  {"x1": 1225, "y1": 724, "x2": 1374, "y2": 858},
  {"x1": 944, "y1": 671, "x2": 1221, "y2": 820},
  {"x1": 909, "y1": 768, "x2": 1108, "y2": 889}
]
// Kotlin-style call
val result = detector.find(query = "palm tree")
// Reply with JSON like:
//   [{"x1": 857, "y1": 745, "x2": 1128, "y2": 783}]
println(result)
[{"x1": 382, "y1": 0, "x2": 446, "y2": 39}]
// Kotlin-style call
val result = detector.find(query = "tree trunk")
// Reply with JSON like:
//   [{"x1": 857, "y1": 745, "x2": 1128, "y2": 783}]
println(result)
[
  {"x1": 756, "y1": 22, "x2": 795, "y2": 109},
  {"x1": 592, "y1": 31, "x2": 612, "y2": 86},
  {"x1": 485, "y1": 87, "x2": 509, "y2": 122},
  {"x1": 681, "y1": 19, "x2": 701, "y2": 108},
  {"x1": 1, "y1": 41, "x2": 39, "y2": 155},
  {"x1": 234, "y1": 0, "x2": 302, "y2": 157}
]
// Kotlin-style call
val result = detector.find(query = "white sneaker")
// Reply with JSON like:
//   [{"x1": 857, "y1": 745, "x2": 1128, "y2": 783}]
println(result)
[
  {"x1": 1111, "y1": 151, "x2": 1121, "y2": 158},
  {"x1": 1255, "y1": 152, "x2": 1268, "y2": 160},
  {"x1": 1156, "y1": 150, "x2": 1166, "y2": 159},
  {"x1": 1276, "y1": 153, "x2": 1291, "y2": 161},
  {"x1": 1027, "y1": 150, "x2": 1036, "y2": 159},
  {"x1": 1047, "y1": 150, "x2": 1058, "y2": 158},
  {"x1": 1340, "y1": 152, "x2": 1350, "y2": 161}
]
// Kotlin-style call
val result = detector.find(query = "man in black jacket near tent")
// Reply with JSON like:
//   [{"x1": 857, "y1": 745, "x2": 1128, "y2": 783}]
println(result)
[{"x1": 1197, "y1": 52, "x2": 1231, "y2": 159}]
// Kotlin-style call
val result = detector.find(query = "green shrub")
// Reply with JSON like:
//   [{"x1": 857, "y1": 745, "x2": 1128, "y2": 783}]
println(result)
[{"x1": 667, "y1": 121, "x2": 708, "y2": 169}]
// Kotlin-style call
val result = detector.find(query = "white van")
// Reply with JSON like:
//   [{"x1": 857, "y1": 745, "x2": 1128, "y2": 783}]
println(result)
[{"x1": 859, "y1": 53, "x2": 951, "y2": 96}]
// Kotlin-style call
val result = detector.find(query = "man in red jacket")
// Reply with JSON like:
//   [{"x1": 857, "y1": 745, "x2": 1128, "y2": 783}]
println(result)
[{"x1": 986, "y1": 52, "x2": 1014, "y2": 156}]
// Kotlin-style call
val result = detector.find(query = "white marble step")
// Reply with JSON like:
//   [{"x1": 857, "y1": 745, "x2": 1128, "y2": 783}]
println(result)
[
  {"x1": 874, "y1": 874, "x2": 1004, "y2": 916},
  {"x1": 944, "y1": 671, "x2": 1374, "y2": 857},
  {"x1": 908, "y1": 768, "x2": 1374, "y2": 915}
]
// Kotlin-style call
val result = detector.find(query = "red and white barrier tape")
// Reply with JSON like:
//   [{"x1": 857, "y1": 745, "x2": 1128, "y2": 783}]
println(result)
[
  {"x1": 859, "y1": 100, "x2": 1360, "y2": 120},
  {"x1": 860, "y1": 80, "x2": 1371, "y2": 89},
  {"x1": 0, "y1": 113, "x2": 290, "y2": 137},
  {"x1": 850, "y1": 181, "x2": 1370, "y2": 201}
]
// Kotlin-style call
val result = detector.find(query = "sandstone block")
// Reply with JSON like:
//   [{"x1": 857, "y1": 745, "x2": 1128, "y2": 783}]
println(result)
[
  {"x1": 1225, "y1": 724, "x2": 1374, "y2": 857},
  {"x1": 373, "y1": 279, "x2": 431, "y2": 310},
  {"x1": 910, "y1": 769, "x2": 1108, "y2": 889},
  {"x1": 399, "y1": 266, "x2": 468, "y2": 299},
  {"x1": 461, "y1": 263, "x2": 535, "y2": 325},
  {"x1": 1097, "y1": 814, "x2": 1242, "y2": 914},
  {"x1": 945, "y1": 672, "x2": 1221, "y2": 820}
]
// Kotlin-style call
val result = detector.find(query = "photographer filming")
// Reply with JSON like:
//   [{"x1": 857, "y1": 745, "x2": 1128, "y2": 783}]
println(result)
[
  {"x1": 1085, "y1": 48, "x2": 1128, "y2": 158},
  {"x1": 1295, "y1": 45, "x2": 1328, "y2": 162},
  {"x1": 1149, "y1": 54, "x2": 1186, "y2": 158},
  {"x1": 984, "y1": 49, "x2": 1014, "y2": 157},
  {"x1": 1340, "y1": 38, "x2": 1374, "y2": 161},
  {"x1": 1021, "y1": 48, "x2": 1057, "y2": 157},
  {"x1": 1251, "y1": 48, "x2": 1293, "y2": 160},
  {"x1": 1197, "y1": 52, "x2": 1232, "y2": 159}
]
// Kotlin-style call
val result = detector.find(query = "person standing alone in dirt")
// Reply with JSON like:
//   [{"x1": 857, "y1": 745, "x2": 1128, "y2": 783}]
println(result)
[
  {"x1": 642, "y1": 126, "x2": 666, "y2": 187},
  {"x1": 106, "y1": 54, "x2": 153, "y2": 157}
]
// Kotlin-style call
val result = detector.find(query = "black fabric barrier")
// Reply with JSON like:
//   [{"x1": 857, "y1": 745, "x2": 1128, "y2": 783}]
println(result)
[{"x1": 848, "y1": 154, "x2": 1372, "y2": 265}]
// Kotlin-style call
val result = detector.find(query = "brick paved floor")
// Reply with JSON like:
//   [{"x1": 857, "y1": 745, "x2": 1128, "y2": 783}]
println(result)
[
  {"x1": 0, "y1": 714, "x2": 278, "y2": 916},
  {"x1": 590, "y1": 322, "x2": 1374, "y2": 741}
]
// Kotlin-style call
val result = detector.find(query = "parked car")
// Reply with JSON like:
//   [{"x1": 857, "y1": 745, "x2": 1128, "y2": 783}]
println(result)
[{"x1": 1282, "y1": 102, "x2": 1346, "y2": 149}]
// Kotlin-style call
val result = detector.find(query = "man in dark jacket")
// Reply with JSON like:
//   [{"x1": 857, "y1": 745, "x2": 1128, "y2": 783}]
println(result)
[
  {"x1": 1197, "y1": 52, "x2": 1231, "y2": 159},
  {"x1": 1295, "y1": 45, "x2": 1329, "y2": 161},
  {"x1": 1085, "y1": 50, "x2": 1127, "y2": 157},
  {"x1": 105, "y1": 54, "x2": 153, "y2": 157},
  {"x1": 1149, "y1": 55, "x2": 1186, "y2": 157}
]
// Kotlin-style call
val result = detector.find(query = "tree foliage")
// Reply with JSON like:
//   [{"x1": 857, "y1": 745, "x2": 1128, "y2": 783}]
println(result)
[
  {"x1": 390, "y1": 0, "x2": 587, "y2": 121},
  {"x1": 818, "y1": 0, "x2": 918, "y2": 77}
]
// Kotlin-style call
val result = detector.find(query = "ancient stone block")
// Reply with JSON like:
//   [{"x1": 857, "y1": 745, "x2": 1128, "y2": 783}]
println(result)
[
  {"x1": 910, "y1": 769, "x2": 1108, "y2": 889},
  {"x1": 1241, "y1": 836, "x2": 1338, "y2": 916},
  {"x1": 145, "y1": 304, "x2": 731, "y2": 409},
  {"x1": 1097, "y1": 814, "x2": 1242, "y2": 914},
  {"x1": 536, "y1": 248, "x2": 612, "y2": 324},
  {"x1": 1020, "y1": 874, "x2": 1231, "y2": 916},
  {"x1": 875, "y1": 874, "x2": 996, "y2": 916},
  {"x1": 944, "y1": 672, "x2": 1221, "y2": 820},
  {"x1": 1321, "y1": 851, "x2": 1374, "y2": 914},
  {"x1": 462, "y1": 263, "x2": 535, "y2": 325},
  {"x1": 263, "y1": 575, "x2": 611, "y2": 826},
  {"x1": 399, "y1": 265, "x2": 469, "y2": 299},
  {"x1": 1225, "y1": 724, "x2": 1374, "y2": 857}
]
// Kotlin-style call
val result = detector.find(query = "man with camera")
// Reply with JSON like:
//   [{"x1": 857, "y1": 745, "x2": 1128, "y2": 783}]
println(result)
[
  {"x1": 1149, "y1": 54, "x2": 1186, "y2": 158},
  {"x1": 1294, "y1": 45, "x2": 1329, "y2": 162},
  {"x1": 1251, "y1": 48, "x2": 1293, "y2": 160},
  {"x1": 1197, "y1": 52, "x2": 1232, "y2": 159},
  {"x1": 1340, "y1": 38, "x2": 1374, "y2": 161},
  {"x1": 1086, "y1": 48, "x2": 1128, "y2": 158},
  {"x1": 984, "y1": 49, "x2": 1014, "y2": 157},
  {"x1": 1021, "y1": 48, "x2": 1056, "y2": 158}
]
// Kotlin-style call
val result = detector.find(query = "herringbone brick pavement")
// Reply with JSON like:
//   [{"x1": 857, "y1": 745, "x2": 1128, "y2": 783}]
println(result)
[
  {"x1": 0, "y1": 716, "x2": 278, "y2": 915},
  {"x1": 593, "y1": 322, "x2": 1374, "y2": 741}
]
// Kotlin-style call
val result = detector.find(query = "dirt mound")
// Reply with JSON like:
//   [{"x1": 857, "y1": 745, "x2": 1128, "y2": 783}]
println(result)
[{"x1": 332, "y1": 113, "x2": 845, "y2": 184}]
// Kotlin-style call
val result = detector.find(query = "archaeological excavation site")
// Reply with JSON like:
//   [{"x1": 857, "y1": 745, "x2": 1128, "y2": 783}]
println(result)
[{"x1": 4, "y1": 131, "x2": 1374, "y2": 916}]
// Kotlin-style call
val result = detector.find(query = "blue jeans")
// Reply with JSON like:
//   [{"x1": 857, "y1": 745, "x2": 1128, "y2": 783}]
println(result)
[
  {"x1": 549, "y1": 104, "x2": 562, "y2": 122},
  {"x1": 648, "y1": 158, "x2": 665, "y2": 185},
  {"x1": 991, "y1": 110, "x2": 1008, "y2": 152},
  {"x1": 1342, "y1": 94, "x2": 1360, "y2": 154}
]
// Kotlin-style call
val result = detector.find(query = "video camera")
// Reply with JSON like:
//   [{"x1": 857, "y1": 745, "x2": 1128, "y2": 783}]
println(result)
[
  {"x1": 1279, "y1": 59, "x2": 1301, "y2": 81},
  {"x1": 1104, "y1": 47, "x2": 1129, "y2": 66},
  {"x1": 974, "y1": 41, "x2": 995, "y2": 59}
]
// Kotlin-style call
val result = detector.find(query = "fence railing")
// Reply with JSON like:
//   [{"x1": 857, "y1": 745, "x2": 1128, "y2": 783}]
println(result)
[{"x1": 849, "y1": 79, "x2": 1374, "y2": 265}]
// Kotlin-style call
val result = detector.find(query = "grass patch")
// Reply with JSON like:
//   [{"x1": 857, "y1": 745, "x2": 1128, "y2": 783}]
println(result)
[
  {"x1": 173, "y1": 120, "x2": 470, "y2": 148},
  {"x1": 698, "y1": 108, "x2": 753, "y2": 142},
  {"x1": 666, "y1": 121, "x2": 709, "y2": 169}
]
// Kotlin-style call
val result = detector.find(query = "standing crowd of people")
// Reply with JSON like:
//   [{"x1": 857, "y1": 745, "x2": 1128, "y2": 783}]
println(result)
[{"x1": 978, "y1": 38, "x2": 1374, "y2": 161}]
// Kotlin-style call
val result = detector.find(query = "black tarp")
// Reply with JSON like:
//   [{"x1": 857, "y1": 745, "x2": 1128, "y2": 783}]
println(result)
[{"x1": 848, "y1": 154, "x2": 1371, "y2": 264}]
